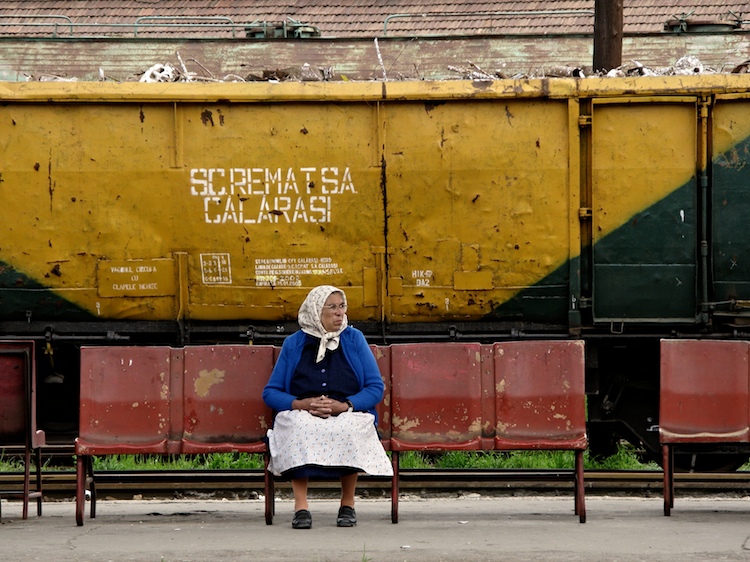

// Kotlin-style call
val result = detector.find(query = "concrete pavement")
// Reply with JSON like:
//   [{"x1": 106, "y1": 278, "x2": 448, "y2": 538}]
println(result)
[{"x1": 2, "y1": 493, "x2": 750, "y2": 561}]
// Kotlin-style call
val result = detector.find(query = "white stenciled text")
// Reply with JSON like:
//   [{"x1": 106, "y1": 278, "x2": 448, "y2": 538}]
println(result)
[{"x1": 190, "y1": 166, "x2": 357, "y2": 224}]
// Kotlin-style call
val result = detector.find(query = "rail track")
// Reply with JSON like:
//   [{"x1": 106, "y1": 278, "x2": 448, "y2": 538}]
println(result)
[{"x1": 4, "y1": 469, "x2": 750, "y2": 500}]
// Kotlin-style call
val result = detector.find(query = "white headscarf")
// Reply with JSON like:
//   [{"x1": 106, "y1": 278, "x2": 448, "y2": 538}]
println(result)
[{"x1": 298, "y1": 285, "x2": 349, "y2": 363}]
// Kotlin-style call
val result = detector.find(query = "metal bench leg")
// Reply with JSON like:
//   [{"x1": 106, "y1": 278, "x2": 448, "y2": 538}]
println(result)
[
  {"x1": 575, "y1": 449, "x2": 586, "y2": 523},
  {"x1": 75, "y1": 455, "x2": 86, "y2": 526},
  {"x1": 34, "y1": 447, "x2": 43, "y2": 516},
  {"x1": 264, "y1": 452, "x2": 274, "y2": 525},
  {"x1": 662, "y1": 444, "x2": 672, "y2": 516},
  {"x1": 22, "y1": 446, "x2": 30, "y2": 520},
  {"x1": 391, "y1": 451, "x2": 399, "y2": 524},
  {"x1": 87, "y1": 456, "x2": 97, "y2": 519}
]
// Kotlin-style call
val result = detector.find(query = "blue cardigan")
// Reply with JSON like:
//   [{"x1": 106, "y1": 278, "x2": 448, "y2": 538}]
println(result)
[{"x1": 262, "y1": 326, "x2": 384, "y2": 423}]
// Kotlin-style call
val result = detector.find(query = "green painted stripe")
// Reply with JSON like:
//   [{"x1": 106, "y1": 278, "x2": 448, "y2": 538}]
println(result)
[
  {"x1": 713, "y1": 135, "x2": 750, "y2": 301},
  {"x1": 0, "y1": 261, "x2": 95, "y2": 320}
]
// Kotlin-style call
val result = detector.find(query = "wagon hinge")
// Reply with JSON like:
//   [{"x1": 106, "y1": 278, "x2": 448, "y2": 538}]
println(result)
[
  {"x1": 578, "y1": 114, "x2": 592, "y2": 128},
  {"x1": 578, "y1": 207, "x2": 592, "y2": 219}
]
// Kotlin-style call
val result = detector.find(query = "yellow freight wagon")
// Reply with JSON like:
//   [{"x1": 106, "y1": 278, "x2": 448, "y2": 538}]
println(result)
[{"x1": 3, "y1": 76, "x2": 750, "y2": 465}]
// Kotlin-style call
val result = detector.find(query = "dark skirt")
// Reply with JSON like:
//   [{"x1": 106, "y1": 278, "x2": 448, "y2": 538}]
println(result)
[{"x1": 282, "y1": 464, "x2": 358, "y2": 480}]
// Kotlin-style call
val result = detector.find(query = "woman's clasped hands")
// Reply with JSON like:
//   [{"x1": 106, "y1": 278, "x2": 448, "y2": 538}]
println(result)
[{"x1": 293, "y1": 395, "x2": 349, "y2": 418}]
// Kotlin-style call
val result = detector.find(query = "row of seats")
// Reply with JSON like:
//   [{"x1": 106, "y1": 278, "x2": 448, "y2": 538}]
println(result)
[
  {"x1": 74, "y1": 340, "x2": 587, "y2": 526},
  {"x1": 4, "y1": 338, "x2": 745, "y2": 525}
]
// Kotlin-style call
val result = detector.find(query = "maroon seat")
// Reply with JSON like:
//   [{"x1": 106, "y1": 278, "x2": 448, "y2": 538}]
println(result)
[
  {"x1": 182, "y1": 345, "x2": 274, "y2": 453},
  {"x1": 493, "y1": 340, "x2": 587, "y2": 523},
  {"x1": 660, "y1": 339, "x2": 750, "y2": 515},
  {"x1": 0, "y1": 341, "x2": 45, "y2": 520},
  {"x1": 181, "y1": 345, "x2": 275, "y2": 524},
  {"x1": 75, "y1": 346, "x2": 176, "y2": 526},
  {"x1": 389, "y1": 343, "x2": 491, "y2": 522}
]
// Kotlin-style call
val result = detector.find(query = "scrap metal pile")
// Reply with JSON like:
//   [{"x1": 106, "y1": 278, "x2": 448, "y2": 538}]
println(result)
[{"x1": 31, "y1": 48, "x2": 750, "y2": 83}]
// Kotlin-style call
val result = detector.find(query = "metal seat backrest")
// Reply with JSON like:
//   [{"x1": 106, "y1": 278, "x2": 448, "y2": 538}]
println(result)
[{"x1": 494, "y1": 340, "x2": 587, "y2": 449}]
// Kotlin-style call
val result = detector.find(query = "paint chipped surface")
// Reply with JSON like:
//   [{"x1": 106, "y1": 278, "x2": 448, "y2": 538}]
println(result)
[
  {"x1": 194, "y1": 368, "x2": 225, "y2": 397},
  {"x1": 392, "y1": 415, "x2": 421, "y2": 433}
]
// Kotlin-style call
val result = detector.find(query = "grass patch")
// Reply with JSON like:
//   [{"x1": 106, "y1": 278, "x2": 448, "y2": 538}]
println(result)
[
  {"x1": 397, "y1": 443, "x2": 659, "y2": 471},
  {"x1": 92, "y1": 453, "x2": 266, "y2": 471},
  {"x1": 0, "y1": 444, "x2": 658, "y2": 472}
]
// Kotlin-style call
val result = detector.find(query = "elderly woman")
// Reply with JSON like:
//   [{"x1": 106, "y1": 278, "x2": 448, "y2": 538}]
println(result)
[{"x1": 262, "y1": 285, "x2": 392, "y2": 529}]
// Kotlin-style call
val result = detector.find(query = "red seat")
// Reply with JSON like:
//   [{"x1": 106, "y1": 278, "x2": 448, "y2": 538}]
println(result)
[
  {"x1": 181, "y1": 345, "x2": 274, "y2": 454},
  {"x1": 493, "y1": 340, "x2": 587, "y2": 522},
  {"x1": 76, "y1": 346, "x2": 176, "y2": 525},
  {"x1": 390, "y1": 343, "x2": 488, "y2": 451},
  {"x1": 181, "y1": 345, "x2": 276, "y2": 525},
  {"x1": 660, "y1": 339, "x2": 750, "y2": 515},
  {"x1": 389, "y1": 343, "x2": 490, "y2": 522},
  {"x1": 0, "y1": 341, "x2": 44, "y2": 520},
  {"x1": 493, "y1": 340, "x2": 587, "y2": 449}
]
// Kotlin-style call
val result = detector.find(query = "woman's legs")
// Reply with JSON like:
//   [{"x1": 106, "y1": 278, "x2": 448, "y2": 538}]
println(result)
[
  {"x1": 340, "y1": 472, "x2": 358, "y2": 507},
  {"x1": 291, "y1": 478, "x2": 309, "y2": 511}
]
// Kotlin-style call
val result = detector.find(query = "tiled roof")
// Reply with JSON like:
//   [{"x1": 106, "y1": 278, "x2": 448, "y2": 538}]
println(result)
[{"x1": 0, "y1": 1, "x2": 747, "y2": 37}]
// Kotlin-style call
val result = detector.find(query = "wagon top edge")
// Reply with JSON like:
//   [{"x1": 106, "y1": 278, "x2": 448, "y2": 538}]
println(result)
[{"x1": 2, "y1": 74, "x2": 750, "y2": 103}]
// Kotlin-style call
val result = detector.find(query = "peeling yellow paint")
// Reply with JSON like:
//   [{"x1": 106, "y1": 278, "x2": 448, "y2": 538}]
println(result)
[
  {"x1": 160, "y1": 384, "x2": 169, "y2": 400},
  {"x1": 195, "y1": 368, "x2": 226, "y2": 397},
  {"x1": 468, "y1": 417, "x2": 482, "y2": 433},
  {"x1": 393, "y1": 415, "x2": 421, "y2": 432},
  {"x1": 131, "y1": 402, "x2": 139, "y2": 408},
  {"x1": 496, "y1": 379, "x2": 505, "y2": 393}
]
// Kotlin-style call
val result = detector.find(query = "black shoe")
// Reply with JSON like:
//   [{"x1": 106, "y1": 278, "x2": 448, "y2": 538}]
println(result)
[
  {"x1": 292, "y1": 509, "x2": 312, "y2": 529},
  {"x1": 336, "y1": 506, "x2": 357, "y2": 527}
]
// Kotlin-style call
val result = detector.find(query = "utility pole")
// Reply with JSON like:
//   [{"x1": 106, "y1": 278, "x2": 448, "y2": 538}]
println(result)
[{"x1": 593, "y1": 0, "x2": 624, "y2": 72}]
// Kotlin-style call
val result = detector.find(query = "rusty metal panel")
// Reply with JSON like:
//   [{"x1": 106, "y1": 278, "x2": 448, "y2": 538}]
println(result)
[
  {"x1": 591, "y1": 101, "x2": 698, "y2": 322},
  {"x1": 660, "y1": 339, "x2": 750, "y2": 443},
  {"x1": 390, "y1": 343, "x2": 484, "y2": 450},
  {"x1": 386, "y1": 98, "x2": 573, "y2": 323},
  {"x1": 494, "y1": 340, "x2": 587, "y2": 448},
  {"x1": 181, "y1": 345, "x2": 273, "y2": 452},
  {"x1": 0, "y1": 342, "x2": 35, "y2": 442},
  {"x1": 77, "y1": 346, "x2": 173, "y2": 452},
  {"x1": 711, "y1": 98, "x2": 750, "y2": 302},
  {"x1": 371, "y1": 345, "x2": 392, "y2": 442}
]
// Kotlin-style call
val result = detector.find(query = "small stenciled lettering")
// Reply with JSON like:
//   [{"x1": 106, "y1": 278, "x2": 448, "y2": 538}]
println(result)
[
  {"x1": 412, "y1": 269, "x2": 433, "y2": 287},
  {"x1": 200, "y1": 253, "x2": 232, "y2": 284},
  {"x1": 254, "y1": 256, "x2": 344, "y2": 286},
  {"x1": 98, "y1": 259, "x2": 175, "y2": 297}
]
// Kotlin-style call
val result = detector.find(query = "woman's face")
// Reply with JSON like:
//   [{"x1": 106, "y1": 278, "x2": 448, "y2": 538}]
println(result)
[{"x1": 320, "y1": 292, "x2": 346, "y2": 332}]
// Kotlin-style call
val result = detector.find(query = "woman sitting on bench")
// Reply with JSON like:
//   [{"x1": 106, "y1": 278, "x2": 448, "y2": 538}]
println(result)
[{"x1": 262, "y1": 285, "x2": 392, "y2": 529}]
